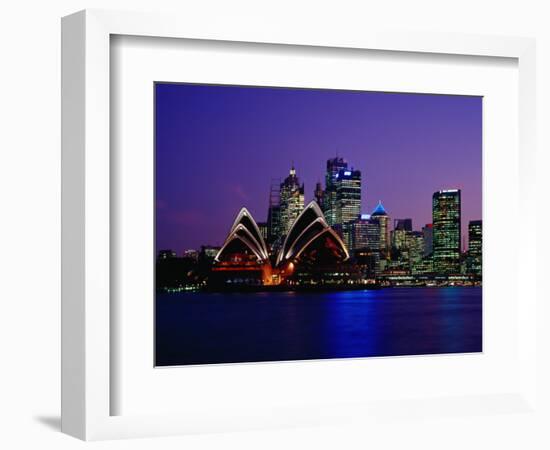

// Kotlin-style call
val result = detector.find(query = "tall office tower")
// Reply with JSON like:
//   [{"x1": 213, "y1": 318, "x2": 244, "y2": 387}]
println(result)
[
  {"x1": 366, "y1": 218, "x2": 381, "y2": 251},
  {"x1": 432, "y1": 189, "x2": 461, "y2": 274},
  {"x1": 279, "y1": 165, "x2": 305, "y2": 236},
  {"x1": 336, "y1": 169, "x2": 362, "y2": 224},
  {"x1": 468, "y1": 220, "x2": 482, "y2": 276},
  {"x1": 323, "y1": 157, "x2": 348, "y2": 226},
  {"x1": 352, "y1": 214, "x2": 382, "y2": 276},
  {"x1": 468, "y1": 220, "x2": 482, "y2": 255},
  {"x1": 314, "y1": 181, "x2": 324, "y2": 209},
  {"x1": 405, "y1": 231, "x2": 425, "y2": 268},
  {"x1": 422, "y1": 223, "x2": 434, "y2": 256},
  {"x1": 366, "y1": 217, "x2": 383, "y2": 275},
  {"x1": 351, "y1": 214, "x2": 370, "y2": 250},
  {"x1": 392, "y1": 219, "x2": 413, "y2": 251},
  {"x1": 336, "y1": 168, "x2": 362, "y2": 250},
  {"x1": 267, "y1": 178, "x2": 282, "y2": 246},
  {"x1": 370, "y1": 201, "x2": 390, "y2": 257}
]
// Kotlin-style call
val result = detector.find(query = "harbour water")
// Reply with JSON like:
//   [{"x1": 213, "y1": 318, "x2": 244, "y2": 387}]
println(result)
[{"x1": 155, "y1": 287, "x2": 482, "y2": 366}]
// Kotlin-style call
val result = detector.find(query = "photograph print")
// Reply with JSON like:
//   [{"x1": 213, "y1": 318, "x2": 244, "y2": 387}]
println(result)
[{"x1": 155, "y1": 83, "x2": 482, "y2": 367}]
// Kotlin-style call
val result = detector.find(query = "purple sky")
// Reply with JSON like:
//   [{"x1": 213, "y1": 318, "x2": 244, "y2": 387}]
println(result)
[{"x1": 155, "y1": 83, "x2": 482, "y2": 253}]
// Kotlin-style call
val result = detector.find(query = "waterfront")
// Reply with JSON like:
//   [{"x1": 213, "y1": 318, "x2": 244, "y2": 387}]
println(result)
[{"x1": 155, "y1": 287, "x2": 482, "y2": 366}]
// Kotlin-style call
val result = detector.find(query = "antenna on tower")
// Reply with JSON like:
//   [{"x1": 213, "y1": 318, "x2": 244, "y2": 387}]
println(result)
[{"x1": 289, "y1": 161, "x2": 296, "y2": 176}]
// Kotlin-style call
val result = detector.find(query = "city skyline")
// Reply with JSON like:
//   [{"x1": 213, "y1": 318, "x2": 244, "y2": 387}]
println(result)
[{"x1": 155, "y1": 83, "x2": 482, "y2": 252}]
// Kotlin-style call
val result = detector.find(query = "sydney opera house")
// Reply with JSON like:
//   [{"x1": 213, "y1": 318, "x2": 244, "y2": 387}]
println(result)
[{"x1": 210, "y1": 201, "x2": 356, "y2": 288}]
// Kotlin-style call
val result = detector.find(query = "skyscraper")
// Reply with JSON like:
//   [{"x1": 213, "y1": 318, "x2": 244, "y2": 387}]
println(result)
[
  {"x1": 432, "y1": 189, "x2": 461, "y2": 274},
  {"x1": 390, "y1": 219, "x2": 412, "y2": 250},
  {"x1": 405, "y1": 231, "x2": 424, "y2": 268},
  {"x1": 370, "y1": 201, "x2": 390, "y2": 257},
  {"x1": 323, "y1": 157, "x2": 348, "y2": 227},
  {"x1": 468, "y1": 220, "x2": 482, "y2": 276},
  {"x1": 352, "y1": 214, "x2": 382, "y2": 277},
  {"x1": 279, "y1": 165, "x2": 305, "y2": 236},
  {"x1": 336, "y1": 168, "x2": 362, "y2": 250},
  {"x1": 267, "y1": 178, "x2": 282, "y2": 245},
  {"x1": 365, "y1": 218, "x2": 381, "y2": 251},
  {"x1": 351, "y1": 214, "x2": 371, "y2": 250},
  {"x1": 389, "y1": 226, "x2": 423, "y2": 272},
  {"x1": 391, "y1": 220, "x2": 411, "y2": 251},
  {"x1": 336, "y1": 169, "x2": 362, "y2": 224},
  {"x1": 366, "y1": 216, "x2": 383, "y2": 276},
  {"x1": 468, "y1": 220, "x2": 482, "y2": 255},
  {"x1": 422, "y1": 223, "x2": 433, "y2": 256}
]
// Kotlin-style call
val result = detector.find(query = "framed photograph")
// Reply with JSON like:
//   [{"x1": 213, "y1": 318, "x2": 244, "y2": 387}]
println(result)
[
  {"x1": 62, "y1": 9, "x2": 538, "y2": 441},
  {"x1": 154, "y1": 83, "x2": 483, "y2": 367}
]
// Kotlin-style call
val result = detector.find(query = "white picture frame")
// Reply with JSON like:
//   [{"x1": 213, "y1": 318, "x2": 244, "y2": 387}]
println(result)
[{"x1": 61, "y1": 9, "x2": 538, "y2": 441}]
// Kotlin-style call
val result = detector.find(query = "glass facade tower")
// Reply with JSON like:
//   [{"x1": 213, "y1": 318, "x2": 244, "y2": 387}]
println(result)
[
  {"x1": 351, "y1": 214, "x2": 371, "y2": 250},
  {"x1": 323, "y1": 157, "x2": 348, "y2": 227},
  {"x1": 468, "y1": 220, "x2": 482, "y2": 276},
  {"x1": 267, "y1": 178, "x2": 282, "y2": 246},
  {"x1": 432, "y1": 189, "x2": 461, "y2": 274},
  {"x1": 422, "y1": 223, "x2": 433, "y2": 256},
  {"x1": 336, "y1": 168, "x2": 362, "y2": 250},
  {"x1": 279, "y1": 166, "x2": 305, "y2": 236},
  {"x1": 468, "y1": 220, "x2": 482, "y2": 255},
  {"x1": 370, "y1": 201, "x2": 390, "y2": 257}
]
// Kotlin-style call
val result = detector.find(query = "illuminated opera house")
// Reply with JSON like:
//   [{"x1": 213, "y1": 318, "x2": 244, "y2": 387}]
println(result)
[{"x1": 210, "y1": 201, "x2": 354, "y2": 288}]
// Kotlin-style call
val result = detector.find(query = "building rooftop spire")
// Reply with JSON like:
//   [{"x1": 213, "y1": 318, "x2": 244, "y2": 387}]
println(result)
[{"x1": 371, "y1": 200, "x2": 388, "y2": 216}]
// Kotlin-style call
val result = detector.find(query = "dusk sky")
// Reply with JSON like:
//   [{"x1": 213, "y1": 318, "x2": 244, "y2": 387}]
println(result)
[{"x1": 155, "y1": 83, "x2": 482, "y2": 253}]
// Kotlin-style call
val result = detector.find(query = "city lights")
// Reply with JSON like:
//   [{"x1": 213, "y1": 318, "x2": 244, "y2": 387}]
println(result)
[{"x1": 157, "y1": 157, "x2": 481, "y2": 292}]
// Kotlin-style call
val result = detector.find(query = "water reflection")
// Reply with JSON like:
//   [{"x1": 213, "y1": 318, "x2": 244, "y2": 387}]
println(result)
[{"x1": 155, "y1": 287, "x2": 482, "y2": 366}]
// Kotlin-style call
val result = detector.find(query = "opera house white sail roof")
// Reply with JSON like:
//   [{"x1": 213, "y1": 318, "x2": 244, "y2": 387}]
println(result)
[
  {"x1": 215, "y1": 208, "x2": 269, "y2": 263},
  {"x1": 277, "y1": 201, "x2": 349, "y2": 267},
  {"x1": 215, "y1": 201, "x2": 349, "y2": 271}
]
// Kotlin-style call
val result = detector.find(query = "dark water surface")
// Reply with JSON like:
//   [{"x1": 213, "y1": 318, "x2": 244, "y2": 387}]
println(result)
[{"x1": 155, "y1": 287, "x2": 482, "y2": 366}]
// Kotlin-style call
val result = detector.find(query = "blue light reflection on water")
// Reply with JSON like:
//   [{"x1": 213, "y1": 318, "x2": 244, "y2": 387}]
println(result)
[{"x1": 155, "y1": 287, "x2": 482, "y2": 366}]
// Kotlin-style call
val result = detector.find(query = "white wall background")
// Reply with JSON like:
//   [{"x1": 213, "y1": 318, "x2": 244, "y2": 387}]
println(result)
[{"x1": 0, "y1": 1, "x2": 548, "y2": 449}]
